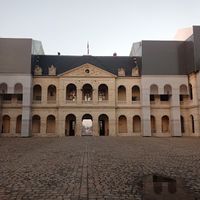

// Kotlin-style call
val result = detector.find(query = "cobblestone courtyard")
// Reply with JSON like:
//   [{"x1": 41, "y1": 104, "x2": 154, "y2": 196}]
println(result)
[{"x1": 0, "y1": 137, "x2": 200, "y2": 200}]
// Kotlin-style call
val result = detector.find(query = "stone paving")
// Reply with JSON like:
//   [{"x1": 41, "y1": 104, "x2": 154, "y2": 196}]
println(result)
[{"x1": 0, "y1": 137, "x2": 200, "y2": 199}]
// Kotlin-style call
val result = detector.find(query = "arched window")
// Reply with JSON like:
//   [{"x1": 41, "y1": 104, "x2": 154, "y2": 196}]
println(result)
[
  {"x1": 14, "y1": 83, "x2": 23, "y2": 94},
  {"x1": 98, "y1": 114, "x2": 109, "y2": 136},
  {"x1": 65, "y1": 114, "x2": 76, "y2": 136},
  {"x1": 162, "y1": 115, "x2": 169, "y2": 133},
  {"x1": 133, "y1": 115, "x2": 141, "y2": 132},
  {"x1": 33, "y1": 85, "x2": 42, "y2": 101},
  {"x1": 16, "y1": 115, "x2": 22, "y2": 134},
  {"x1": 132, "y1": 86, "x2": 140, "y2": 101},
  {"x1": 180, "y1": 84, "x2": 188, "y2": 95},
  {"x1": 150, "y1": 84, "x2": 158, "y2": 95},
  {"x1": 180, "y1": 116, "x2": 185, "y2": 133},
  {"x1": 82, "y1": 84, "x2": 93, "y2": 101},
  {"x1": 118, "y1": 85, "x2": 126, "y2": 101},
  {"x1": 46, "y1": 115, "x2": 56, "y2": 133},
  {"x1": 66, "y1": 84, "x2": 77, "y2": 101},
  {"x1": 151, "y1": 115, "x2": 156, "y2": 133},
  {"x1": 164, "y1": 84, "x2": 172, "y2": 95},
  {"x1": 47, "y1": 85, "x2": 56, "y2": 102},
  {"x1": 0, "y1": 83, "x2": 8, "y2": 94},
  {"x1": 190, "y1": 115, "x2": 195, "y2": 133},
  {"x1": 118, "y1": 115, "x2": 127, "y2": 133},
  {"x1": 189, "y1": 84, "x2": 193, "y2": 100},
  {"x1": 98, "y1": 84, "x2": 108, "y2": 101},
  {"x1": 2, "y1": 115, "x2": 10, "y2": 133},
  {"x1": 32, "y1": 115, "x2": 41, "y2": 133}
]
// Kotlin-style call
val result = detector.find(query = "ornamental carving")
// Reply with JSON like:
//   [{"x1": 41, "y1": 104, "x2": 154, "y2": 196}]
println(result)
[{"x1": 132, "y1": 66, "x2": 139, "y2": 76}]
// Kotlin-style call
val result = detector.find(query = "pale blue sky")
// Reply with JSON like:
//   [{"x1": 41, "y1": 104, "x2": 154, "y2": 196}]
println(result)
[{"x1": 0, "y1": 0, "x2": 200, "y2": 55}]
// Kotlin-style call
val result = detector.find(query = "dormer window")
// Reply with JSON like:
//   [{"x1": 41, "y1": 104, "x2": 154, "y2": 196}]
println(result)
[
  {"x1": 48, "y1": 65, "x2": 56, "y2": 75},
  {"x1": 34, "y1": 65, "x2": 42, "y2": 76},
  {"x1": 118, "y1": 67, "x2": 125, "y2": 76}
]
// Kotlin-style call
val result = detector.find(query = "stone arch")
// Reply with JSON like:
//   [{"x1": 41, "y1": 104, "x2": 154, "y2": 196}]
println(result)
[
  {"x1": 133, "y1": 115, "x2": 141, "y2": 132},
  {"x1": 0, "y1": 83, "x2": 8, "y2": 94},
  {"x1": 82, "y1": 84, "x2": 93, "y2": 101},
  {"x1": 118, "y1": 85, "x2": 126, "y2": 101},
  {"x1": 65, "y1": 114, "x2": 76, "y2": 136},
  {"x1": 190, "y1": 114, "x2": 195, "y2": 133},
  {"x1": 98, "y1": 114, "x2": 109, "y2": 136},
  {"x1": 2, "y1": 115, "x2": 10, "y2": 133},
  {"x1": 150, "y1": 84, "x2": 158, "y2": 94},
  {"x1": 162, "y1": 115, "x2": 169, "y2": 133},
  {"x1": 14, "y1": 83, "x2": 23, "y2": 94},
  {"x1": 16, "y1": 115, "x2": 22, "y2": 134},
  {"x1": 32, "y1": 115, "x2": 41, "y2": 134},
  {"x1": 66, "y1": 83, "x2": 77, "y2": 101},
  {"x1": 132, "y1": 85, "x2": 140, "y2": 101},
  {"x1": 180, "y1": 84, "x2": 188, "y2": 95},
  {"x1": 118, "y1": 115, "x2": 127, "y2": 133},
  {"x1": 151, "y1": 115, "x2": 156, "y2": 134},
  {"x1": 47, "y1": 84, "x2": 56, "y2": 101},
  {"x1": 46, "y1": 115, "x2": 56, "y2": 133},
  {"x1": 180, "y1": 115, "x2": 185, "y2": 133},
  {"x1": 164, "y1": 84, "x2": 172, "y2": 95},
  {"x1": 33, "y1": 84, "x2": 42, "y2": 101},
  {"x1": 98, "y1": 84, "x2": 108, "y2": 101},
  {"x1": 189, "y1": 83, "x2": 193, "y2": 100}
]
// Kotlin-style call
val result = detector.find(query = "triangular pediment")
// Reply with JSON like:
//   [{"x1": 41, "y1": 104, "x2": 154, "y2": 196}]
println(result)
[{"x1": 59, "y1": 63, "x2": 116, "y2": 77}]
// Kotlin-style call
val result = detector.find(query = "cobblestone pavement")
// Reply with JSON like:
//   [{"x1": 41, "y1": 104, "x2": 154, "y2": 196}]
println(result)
[{"x1": 0, "y1": 137, "x2": 200, "y2": 200}]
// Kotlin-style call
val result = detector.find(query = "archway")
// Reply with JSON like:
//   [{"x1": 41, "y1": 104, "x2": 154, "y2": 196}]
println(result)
[
  {"x1": 16, "y1": 115, "x2": 22, "y2": 134},
  {"x1": 151, "y1": 115, "x2": 156, "y2": 134},
  {"x1": 66, "y1": 84, "x2": 77, "y2": 101},
  {"x1": 82, "y1": 84, "x2": 93, "y2": 101},
  {"x1": 190, "y1": 115, "x2": 195, "y2": 133},
  {"x1": 132, "y1": 86, "x2": 140, "y2": 101},
  {"x1": 14, "y1": 83, "x2": 23, "y2": 94},
  {"x1": 98, "y1": 114, "x2": 109, "y2": 136},
  {"x1": 46, "y1": 115, "x2": 56, "y2": 134},
  {"x1": 118, "y1": 86, "x2": 126, "y2": 101},
  {"x1": 180, "y1": 115, "x2": 185, "y2": 134},
  {"x1": 47, "y1": 85, "x2": 56, "y2": 102},
  {"x1": 32, "y1": 115, "x2": 41, "y2": 134},
  {"x1": 118, "y1": 115, "x2": 127, "y2": 133},
  {"x1": 65, "y1": 114, "x2": 76, "y2": 136},
  {"x1": 2, "y1": 115, "x2": 10, "y2": 133},
  {"x1": 98, "y1": 84, "x2": 108, "y2": 101},
  {"x1": 133, "y1": 115, "x2": 141, "y2": 132},
  {"x1": 33, "y1": 85, "x2": 42, "y2": 101},
  {"x1": 162, "y1": 115, "x2": 169, "y2": 133},
  {"x1": 0, "y1": 83, "x2": 7, "y2": 94},
  {"x1": 82, "y1": 114, "x2": 93, "y2": 136}
]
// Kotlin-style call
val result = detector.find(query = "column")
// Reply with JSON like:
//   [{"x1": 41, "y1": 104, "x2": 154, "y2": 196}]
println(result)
[
  {"x1": 141, "y1": 86, "x2": 151, "y2": 137},
  {"x1": 76, "y1": 116, "x2": 82, "y2": 136},
  {"x1": 0, "y1": 95, "x2": 2, "y2": 134},
  {"x1": 21, "y1": 76, "x2": 32, "y2": 137},
  {"x1": 77, "y1": 86, "x2": 82, "y2": 104},
  {"x1": 93, "y1": 87, "x2": 98, "y2": 105},
  {"x1": 170, "y1": 88, "x2": 181, "y2": 136},
  {"x1": 57, "y1": 110, "x2": 65, "y2": 136},
  {"x1": 10, "y1": 117, "x2": 16, "y2": 134},
  {"x1": 40, "y1": 117, "x2": 46, "y2": 136},
  {"x1": 126, "y1": 86, "x2": 132, "y2": 105},
  {"x1": 92, "y1": 116, "x2": 99, "y2": 136}
]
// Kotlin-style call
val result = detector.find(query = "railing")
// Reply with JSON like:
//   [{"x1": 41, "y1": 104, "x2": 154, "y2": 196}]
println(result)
[
  {"x1": 66, "y1": 99, "x2": 77, "y2": 104},
  {"x1": 98, "y1": 100, "x2": 109, "y2": 104},
  {"x1": 32, "y1": 100, "x2": 42, "y2": 104},
  {"x1": 47, "y1": 100, "x2": 56, "y2": 104},
  {"x1": 82, "y1": 100, "x2": 93, "y2": 104},
  {"x1": 117, "y1": 100, "x2": 127, "y2": 104}
]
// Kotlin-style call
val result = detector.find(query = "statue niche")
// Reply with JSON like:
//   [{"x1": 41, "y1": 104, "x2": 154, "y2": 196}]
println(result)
[
  {"x1": 48, "y1": 65, "x2": 56, "y2": 76},
  {"x1": 34, "y1": 65, "x2": 42, "y2": 76}
]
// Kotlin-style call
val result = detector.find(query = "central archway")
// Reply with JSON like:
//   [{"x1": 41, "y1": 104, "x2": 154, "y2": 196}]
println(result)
[
  {"x1": 82, "y1": 114, "x2": 93, "y2": 136},
  {"x1": 65, "y1": 114, "x2": 76, "y2": 136},
  {"x1": 98, "y1": 114, "x2": 109, "y2": 136}
]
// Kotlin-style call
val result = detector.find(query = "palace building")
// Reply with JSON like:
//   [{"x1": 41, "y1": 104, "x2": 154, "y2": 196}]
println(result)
[{"x1": 1, "y1": 26, "x2": 200, "y2": 137}]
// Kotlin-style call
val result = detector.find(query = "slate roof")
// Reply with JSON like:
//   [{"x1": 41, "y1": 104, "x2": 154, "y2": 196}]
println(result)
[{"x1": 31, "y1": 55, "x2": 142, "y2": 76}]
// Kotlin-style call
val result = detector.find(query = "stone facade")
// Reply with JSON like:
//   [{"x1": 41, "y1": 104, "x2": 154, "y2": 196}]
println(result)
[{"x1": 0, "y1": 63, "x2": 200, "y2": 137}]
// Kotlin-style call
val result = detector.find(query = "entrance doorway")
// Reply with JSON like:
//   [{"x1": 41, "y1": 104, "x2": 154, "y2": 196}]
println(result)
[
  {"x1": 65, "y1": 114, "x2": 76, "y2": 136},
  {"x1": 82, "y1": 114, "x2": 93, "y2": 136},
  {"x1": 98, "y1": 114, "x2": 109, "y2": 136}
]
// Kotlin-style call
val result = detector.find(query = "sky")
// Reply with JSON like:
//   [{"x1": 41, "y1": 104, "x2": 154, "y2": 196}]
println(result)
[{"x1": 0, "y1": 0, "x2": 200, "y2": 56}]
